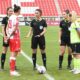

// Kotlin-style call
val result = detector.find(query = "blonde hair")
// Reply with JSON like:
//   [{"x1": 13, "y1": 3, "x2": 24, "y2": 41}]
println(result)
[{"x1": 71, "y1": 11, "x2": 77, "y2": 22}]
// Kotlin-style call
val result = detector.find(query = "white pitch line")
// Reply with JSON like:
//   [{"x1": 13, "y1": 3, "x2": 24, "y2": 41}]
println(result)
[{"x1": 20, "y1": 50, "x2": 55, "y2": 80}]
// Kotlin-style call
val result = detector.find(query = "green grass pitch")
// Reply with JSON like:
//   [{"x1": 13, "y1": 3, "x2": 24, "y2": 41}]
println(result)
[{"x1": 0, "y1": 26, "x2": 79, "y2": 80}]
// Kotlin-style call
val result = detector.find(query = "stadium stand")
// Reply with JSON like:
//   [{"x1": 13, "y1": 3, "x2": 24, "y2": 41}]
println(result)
[
  {"x1": 58, "y1": 0, "x2": 80, "y2": 16},
  {"x1": 0, "y1": 0, "x2": 79, "y2": 16}
]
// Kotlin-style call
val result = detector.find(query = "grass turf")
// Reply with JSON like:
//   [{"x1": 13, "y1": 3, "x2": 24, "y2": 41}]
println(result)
[{"x1": 0, "y1": 26, "x2": 79, "y2": 80}]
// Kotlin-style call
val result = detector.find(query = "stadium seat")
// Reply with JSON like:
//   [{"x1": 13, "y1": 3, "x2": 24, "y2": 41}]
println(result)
[
  {"x1": 58, "y1": 0, "x2": 80, "y2": 16},
  {"x1": 21, "y1": 0, "x2": 58, "y2": 16},
  {"x1": 0, "y1": 0, "x2": 79, "y2": 16}
]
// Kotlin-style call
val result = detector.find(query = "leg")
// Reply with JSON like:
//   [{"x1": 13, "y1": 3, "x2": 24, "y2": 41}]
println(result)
[
  {"x1": 59, "y1": 46, "x2": 66, "y2": 70},
  {"x1": 67, "y1": 47, "x2": 72, "y2": 69},
  {"x1": 40, "y1": 49, "x2": 46, "y2": 68},
  {"x1": 72, "y1": 54, "x2": 80, "y2": 74},
  {"x1": 1, "y1": 46, "x2": 8, "y2": 69},
  {"x1": 10, "y1": 51, "x2": 20, "y2": 76},
  {"x1": 31, "y1": 36, "x2": 38, "y2": 70},
  {"x1": 32, "y1": 49, "x2": 37, "y2": 70},
  {"x1": 15, "y1": 51, "x2": 19, "y2": 70},
  {"x1": 10, "y1": 52, "x2": 16, "y2": 72},
  {"x1": 39, "y1": 36, "x2": 46, "y2": 68}
]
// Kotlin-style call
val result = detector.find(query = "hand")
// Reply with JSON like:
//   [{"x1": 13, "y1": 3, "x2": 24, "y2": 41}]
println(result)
[
  {"x1": 25, "y1": 35, "x2": 29, "y2": 38},
  {"x1": 4, "y1": 36, "x2": 9, "y2": 43},
  {"x1": 68, "y1": 27, "x2": 72, "y2": 31},
  {"x1": 35, "y1": 35, "x2": 40, "y2": 38},
  {"x1": 59, "y1": 39, "x2": 61, "y2": 44}
]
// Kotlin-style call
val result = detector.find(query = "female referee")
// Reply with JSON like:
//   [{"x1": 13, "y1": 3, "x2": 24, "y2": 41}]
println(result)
[
  {"x1": 1, "y1": 7, "x2": 13, "y2": 70},
  {"x1": 59, "y1": 10, "x2": 72, "y2": 70},
  {"x1": 26, "y1": 9, "x2": 47, "y2": 70}
]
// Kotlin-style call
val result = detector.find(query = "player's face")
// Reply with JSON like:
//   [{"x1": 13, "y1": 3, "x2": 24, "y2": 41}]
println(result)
[
  {"x1": 8, "y1": 8, "x2": 13, "y2": 16},
  {"x1": 35, "y1": 11, "x2": 41, "y2": 18},
  {"x1": 62, "y1": 12, "x2": 68, "y2": 19},
  {"x1": 68, "y1": 14, "x2": 72, "y2": 21}
]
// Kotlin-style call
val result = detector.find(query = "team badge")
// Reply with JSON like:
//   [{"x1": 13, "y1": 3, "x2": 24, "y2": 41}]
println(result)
[{"x1": 40, "y1": 26, "x2": 43, "y2": 30}]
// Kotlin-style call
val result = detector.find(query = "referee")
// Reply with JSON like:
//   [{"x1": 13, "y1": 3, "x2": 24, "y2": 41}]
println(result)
[
  {"x1": 1, "y1": 7, "x2": 13, "y2": 70},
  {"x1": 59, "y1": 10, "x2": 72, "y2": 70},
  {"x1": 26, "y1": 9, "x2": 47, "y2": 70}
]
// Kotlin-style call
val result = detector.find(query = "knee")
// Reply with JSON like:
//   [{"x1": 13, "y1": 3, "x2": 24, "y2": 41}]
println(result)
[
  {"x1": 60, "y1": 49, "x2": 65, "y2": 55},
  {"x1": 41, "y1": 49, "x2": 45, "y2": 54},
  {"x1": 32, "y1": 49, "x2": 37, "y2": 54}
]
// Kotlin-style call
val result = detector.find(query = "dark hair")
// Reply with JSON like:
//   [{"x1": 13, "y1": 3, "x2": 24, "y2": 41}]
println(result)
[
  {"x1": 69, "y1": 14, "x2": 72, "y2": 17},
  {"x1": 14, "y1": 4, "x2": 21, "y2": 12},
  {"x1": 64, "y1": 9, "x2": 70, "y2": 14},
  {"x1": 7, "y1": 7, "x2": 12, "y2": 15},
  {"x1": 35, "y1": 9, "x2": 42, "y2": 16}
]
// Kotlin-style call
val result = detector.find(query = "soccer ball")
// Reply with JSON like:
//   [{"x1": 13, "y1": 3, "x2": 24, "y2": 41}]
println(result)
[{"x1": 37, "y1": 66, "x2": 46, "y2": 74}]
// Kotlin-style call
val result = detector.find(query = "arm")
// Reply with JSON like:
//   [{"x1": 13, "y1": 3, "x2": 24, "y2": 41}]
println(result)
[
  {"x1": 59, "y1": 29, "x2": 62, "y2": 43},
  {"x1": 76, "y1": 28, "x2": 80, "y2": 38},
  {"x1": 75, "y1": 22, "x2": 80, "y2": 38},
  {"x1": 2, "y1": 25, "x2": 6, "y2": 37},
  {"x1": 39, "y1": 20, "x2": 47, "y2": 37},
  {"x1": 39, "y1": 27, "x2": 47, "y2": 36},
  {"x1": 1, "y1": 18, "x2": 6, "y2": 37},
  {"x1": 35, "y1": 27, "x2": 47, "y2": 38},
  {"x1": 7, "y1": 25, "x2": 17, "y2": 40},
  {"x1": 59, "y1": 21, "x2": 62, "y2": 43}
]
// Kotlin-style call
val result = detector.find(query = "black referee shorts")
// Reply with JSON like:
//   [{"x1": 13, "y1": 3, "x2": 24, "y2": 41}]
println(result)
[
  {"x1": 60, "y1": 36, "x2": 71, "y2": 47},
  {"x1": 71, "y1": 43, "x2": 80, "y2": 54},
  {"x1": 3, "y1": 37, "x2": 9, "y2": 47},
  {"x1": 31, "y1": 35, "x2": 45, "y2": 50}
]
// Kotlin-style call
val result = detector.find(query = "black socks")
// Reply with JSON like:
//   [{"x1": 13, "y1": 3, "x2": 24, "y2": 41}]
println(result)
[
  {"x1": 32, "y1": 53, "x2": 36, "y2": 69},
  {"x1": 1, "y1": 53, "x2": 6, "y2": 69},
  {"x1": 42, "y1": 53, "x2": 46, "y2": 68},
  {"x1": 59, "y1": 55, "x2": 63, "y2": 69}
]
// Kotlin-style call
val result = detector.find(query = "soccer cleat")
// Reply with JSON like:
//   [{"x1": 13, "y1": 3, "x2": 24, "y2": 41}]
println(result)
[
  {"x1": 73, "y1": 69, "x2": 80, "y2": 74},
  {"x1": 33, "y1": 67, "x2": 37, "y2": 70},
  {"x1": 10, "y1": 71, "x2": 21, "y2": 76},
  {"x1": 59, "y1": 65, "x2": 62, "y2": 70},
  {"x1": 67, "y1": 66, "x2": 72, "y2": 70},
  {"x1": 69, "y1": 69, "x2": 76, "y2": 72}
]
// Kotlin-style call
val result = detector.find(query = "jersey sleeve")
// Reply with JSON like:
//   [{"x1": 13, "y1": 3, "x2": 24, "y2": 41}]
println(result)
[
  {"x1": 59, "y1": 21, "x2": 62, "y2": 28},
  {"x1": 43, "y1": 20, "x2": 47, "y2": 27},
  {"x1": 2, "y1": 17, "x2": 6, "y2": 25},
  {"x1": 75, "y1": 22, "x2": 80, "y2": 28},
  {"x1": 30, "y1": 21, "x2": 33, "y2": 27}
]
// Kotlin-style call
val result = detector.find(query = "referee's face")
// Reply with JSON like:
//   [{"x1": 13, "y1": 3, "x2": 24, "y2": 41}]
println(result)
[
  {"x1": 35, "y1": 11, "x2": 41, "y2": 18},
  {"x1": 8, "y1": 8, "x2": 13, "y2": 16},
  {"x1": 62, "y1": 12, "x2": 68, "y2": 19}
]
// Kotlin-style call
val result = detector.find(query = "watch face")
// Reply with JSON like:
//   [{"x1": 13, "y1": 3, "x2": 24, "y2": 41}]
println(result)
[{"x1": 40, "y1": 26, "x2": 43, "y2": 30}]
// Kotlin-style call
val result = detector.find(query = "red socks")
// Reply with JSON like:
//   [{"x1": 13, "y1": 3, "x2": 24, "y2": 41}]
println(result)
[{"x1": 10, "y1": 57, "x2": 16, "y2": 72}]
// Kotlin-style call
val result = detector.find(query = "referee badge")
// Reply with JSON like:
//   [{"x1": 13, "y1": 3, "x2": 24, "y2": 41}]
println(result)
[{"x1": 40, "y1": 26, "x2": 43, "y2": 30}]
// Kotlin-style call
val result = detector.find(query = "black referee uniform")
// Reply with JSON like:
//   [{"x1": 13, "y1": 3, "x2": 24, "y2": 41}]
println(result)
[
  {"x1": 1, "y1": 16, "x2": 9, "y2": 69},
  {"x1": 2, "y1": 16, "x2": 9, "y2": 47},
  {"x1": 60, "y1": 19, "x2": 71, "y2": 46},
  {"x1": 59, "y1": 19, "x2": 72, "y2": 69},
  {"x1": 30, "y1": 19, "x2": 47, "y2": 69}
]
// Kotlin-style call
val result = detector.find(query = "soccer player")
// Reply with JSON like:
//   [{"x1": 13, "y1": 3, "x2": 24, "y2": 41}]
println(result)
[
  {"x1": 69, "y1": 11, "x2": 80, "y2": 74},
  {"x1": 26, "y1": 9, "x2": 47, "y2": 70},
  {"x1": 6, "y1": 4, "x2": 21, "y2": 76},
  {"x1": 59, "y1": 10, "x2": 72, "y2": 70},
  {"x1": 1, "y1": 7, "x2": 13, "y2": 70}
]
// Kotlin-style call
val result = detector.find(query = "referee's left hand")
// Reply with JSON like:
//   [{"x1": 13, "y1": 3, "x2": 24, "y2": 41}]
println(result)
[{"x1": 35, "y1": 35, "x2": 40, "y2": 38}]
